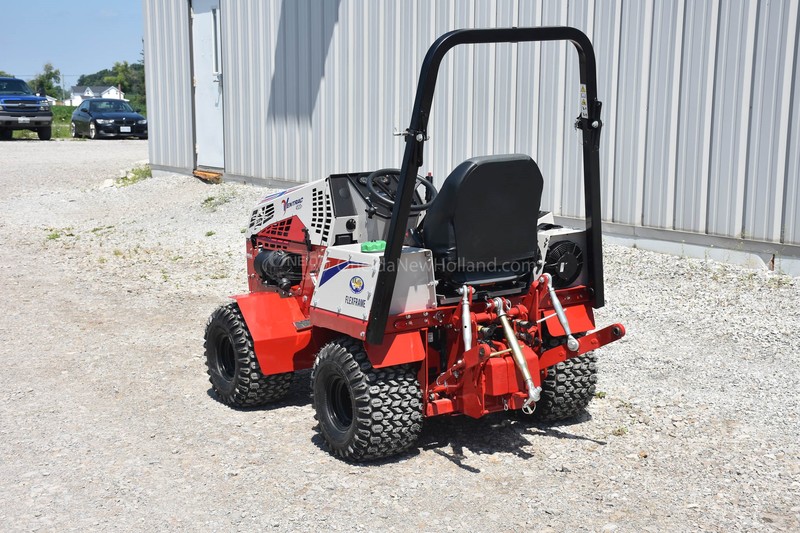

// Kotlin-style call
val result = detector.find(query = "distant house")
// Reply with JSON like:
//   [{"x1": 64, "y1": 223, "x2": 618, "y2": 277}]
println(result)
[{"x1": 65, "y1": 85, "x2": 126, "y2": 106}]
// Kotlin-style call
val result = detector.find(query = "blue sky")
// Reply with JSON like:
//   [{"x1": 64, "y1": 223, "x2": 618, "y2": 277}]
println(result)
[{"x1": 0, "y1": 1, "x2": 143, "y2": 90}]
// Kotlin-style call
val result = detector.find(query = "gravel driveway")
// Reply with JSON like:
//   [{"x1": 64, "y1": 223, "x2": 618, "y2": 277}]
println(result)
[{"x1": 1, "y1": 139, "x2": 798, "y2": 532}]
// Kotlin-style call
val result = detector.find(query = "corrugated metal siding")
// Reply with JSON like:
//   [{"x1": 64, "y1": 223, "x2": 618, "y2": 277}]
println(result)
[
  {"x1": 144, "y1": 0, "x2": 800, "y2": 247},
  {"x1": 141, "y1": 0, "x2": 194, "y2": 170},
  {"x1": 743, "y1": 0, "x2": 798, "y2": 242},
  {"x1": 787, "y1": 3, "x2": 800, "y2": 245}
]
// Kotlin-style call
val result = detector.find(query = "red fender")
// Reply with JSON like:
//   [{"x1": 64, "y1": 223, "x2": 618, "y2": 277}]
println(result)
[
  {"x1": 234, "y1": 292, "x2": 316, "y2": 375},
  {"x1": 364, "y1": 331, "x2": 426, "y2": 368}
]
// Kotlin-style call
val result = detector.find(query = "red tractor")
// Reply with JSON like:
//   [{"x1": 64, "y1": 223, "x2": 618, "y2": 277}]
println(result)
[{"x1": 205, "y1": 27, "x2": 625, "y2": 461}]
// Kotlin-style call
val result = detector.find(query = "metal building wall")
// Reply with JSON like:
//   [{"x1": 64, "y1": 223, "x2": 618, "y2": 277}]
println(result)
[
  {"x1": 145, "y1": 0, "x2": 800, "y2": 252},
  {"x1": 142, "y1": 0, "x2": 194, "y2": 172}
]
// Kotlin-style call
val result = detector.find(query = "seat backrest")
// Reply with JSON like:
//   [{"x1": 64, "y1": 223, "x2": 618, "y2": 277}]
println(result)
[{"x1": 422, "y1": 154, "x2": 544, "y2": 274}]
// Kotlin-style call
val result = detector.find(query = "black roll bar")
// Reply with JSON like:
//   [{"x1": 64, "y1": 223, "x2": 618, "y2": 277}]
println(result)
[{"x1": 366, "y1": 27, "x2": 605, "y2": 345}]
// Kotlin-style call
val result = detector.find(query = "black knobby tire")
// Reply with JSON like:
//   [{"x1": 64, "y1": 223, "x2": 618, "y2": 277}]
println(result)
[
  {"x1": 312, "y1": 337, "x2": 423, "y2": 461},
  {"x1": 0, "y1": 129, "x2": 12, "y2": 140},
  {"x1": 38, "y1": 127, "x2": 52, "y2": 140},
  {"x1": 204, "y1": 302, "x2": 292, "y2": 407},
  {"x1": 532, "y1": 351, "x2": 598, "y2": 422}
]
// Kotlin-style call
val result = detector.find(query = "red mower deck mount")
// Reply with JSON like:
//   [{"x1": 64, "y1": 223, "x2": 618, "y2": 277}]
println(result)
[{"x1": 204, "y1": 26, "x2": 625, "y2": 461}]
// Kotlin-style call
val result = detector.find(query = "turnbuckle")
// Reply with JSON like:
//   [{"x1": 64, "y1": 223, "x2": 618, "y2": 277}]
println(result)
[{"x1": 492, "y1": 297, "x2": 541, "y2": 414}]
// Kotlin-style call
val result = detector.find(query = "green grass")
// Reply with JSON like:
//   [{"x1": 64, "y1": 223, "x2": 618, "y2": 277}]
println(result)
[
  {"x1": 205, "y1": 230, "x2": 216, "y2": 237},
  {"x1": 116, "y1": 165, "x2": 152, "y2": 187},
  {"x1": 11, "y1": 105, "x2": 75, "y2": 140},
  {"x1": 201, "y1": 190, "x2": 235, "y2": 211},
  {"x1": 44, "y1": 226, "x2": 75, "y2": 241}
]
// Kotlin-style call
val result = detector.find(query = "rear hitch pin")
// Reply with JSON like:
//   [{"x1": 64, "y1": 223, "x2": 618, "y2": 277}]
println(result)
[
  {"x1": 493, "y1": 297, "x2": 541, "y2": 413},
  {"x1": 540, "y1": 273, "x2": 580, "y2": 352}
]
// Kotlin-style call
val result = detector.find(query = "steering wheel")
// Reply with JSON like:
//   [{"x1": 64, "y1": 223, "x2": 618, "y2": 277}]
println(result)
[{"x1": 365, "y1": 168, "x2": 438, "y2": 213}]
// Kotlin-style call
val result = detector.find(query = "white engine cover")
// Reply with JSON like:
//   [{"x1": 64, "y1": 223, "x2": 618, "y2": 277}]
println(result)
[
  {"x1": 248, "y1": 181, "x2": 333, "y2": 245},
  {"x1": 312, "y1": 244, "x2": 437, "y2": 321}
]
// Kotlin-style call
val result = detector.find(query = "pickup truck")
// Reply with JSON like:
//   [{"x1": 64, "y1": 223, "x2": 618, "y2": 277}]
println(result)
[{"x1": 0, "y1": 77, "x2": 53, "y2": 140}]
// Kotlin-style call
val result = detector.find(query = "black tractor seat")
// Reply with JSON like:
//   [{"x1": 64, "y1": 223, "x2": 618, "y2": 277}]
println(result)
[{"x1": 421, "y1": 154, "x2": 544, "y2": 291}]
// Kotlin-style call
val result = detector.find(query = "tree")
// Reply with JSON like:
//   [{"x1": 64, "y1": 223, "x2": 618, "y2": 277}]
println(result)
[
  {"x1": 76, "y1": 58, "x2": 147, "y2": 113},
  {"x1": 28, "y1": 63, "x2": 63, "y2": 98},
  {"x1": 103, "y1": 61, "x2": 134, "y2": 93},
  {"x1": 0, "y1": 70, "x2": 13, "y2": 77},
  {"x1": 77, "y1": 69, "x2": 112, "y2": 87}
]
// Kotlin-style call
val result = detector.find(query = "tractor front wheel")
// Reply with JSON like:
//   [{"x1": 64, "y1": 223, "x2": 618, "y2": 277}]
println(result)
[
  {"x1": 531, "y1": 351, "x2": 598, "y2": 422},
  {"x1": 204, "y1": 302, "x2": 292, "y2": 407},
  {"x1": 312, "y1": 337, "x2": 423, "y2": 461}
]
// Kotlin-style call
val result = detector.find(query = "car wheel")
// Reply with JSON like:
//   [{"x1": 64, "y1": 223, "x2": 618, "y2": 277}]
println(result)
[
  {"x1": 37, "y1": 127, "x2": 52, "y2": 141},
  {"x1": 0, "y1": 128, "x2": 12, "y2": 140},
  {"x1": 89, "y1": 121, "x2": 98, "y2": 140},
  {"x1": 70, "y1": 122, "x2": 78, "y2": 138}
]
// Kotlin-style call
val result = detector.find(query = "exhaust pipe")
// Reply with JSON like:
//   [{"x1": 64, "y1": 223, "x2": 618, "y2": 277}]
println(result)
[{"x1": 493, "y1": 298, "x2": 541, "y2": 414}]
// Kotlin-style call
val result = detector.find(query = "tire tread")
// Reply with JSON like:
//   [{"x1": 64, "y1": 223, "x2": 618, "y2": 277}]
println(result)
[
  {"x1": 312, "y1": 337, "x2": 422, "y2": 461},
  {"x1": 204, "y1": 302, "x2": 292, "y2": 407},
  {"x1": 533, "y1": 352, "x2": 598, "y2": 422}
]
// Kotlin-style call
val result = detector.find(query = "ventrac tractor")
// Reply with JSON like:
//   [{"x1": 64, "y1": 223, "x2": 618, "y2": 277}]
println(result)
[{"x1": 205, "y1": 27, "x2": 625, "y2": 461}]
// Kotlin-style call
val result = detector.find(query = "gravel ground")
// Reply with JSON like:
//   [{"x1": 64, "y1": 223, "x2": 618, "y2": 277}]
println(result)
[{"x1": 1, "y1": 139, "x2": 799, "y2": 532}]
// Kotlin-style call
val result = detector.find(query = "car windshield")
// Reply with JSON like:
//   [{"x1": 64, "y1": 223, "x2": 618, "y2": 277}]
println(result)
[
  {"x1": 0, "y1": 79, "x2": 34, "y2": 95},
  {"x1": 89, "y1": 100, "x2": 134, "y2": 113}
]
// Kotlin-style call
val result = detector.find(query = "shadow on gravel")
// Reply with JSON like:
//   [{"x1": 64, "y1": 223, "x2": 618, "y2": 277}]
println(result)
[
  {"x1": 312, "y1": 412, "x2": 609, "y2": 471},
  {"x1": 208, "y1": 371, "x2": 606, "y2": 471},
  {"x1": 414, "y1": 413, "x2": 606, "y2": 472}
]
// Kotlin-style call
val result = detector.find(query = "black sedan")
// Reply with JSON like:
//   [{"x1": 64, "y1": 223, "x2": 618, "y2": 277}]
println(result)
[{"x1": 70, "y1": 99, "x2": 148, "y2": 139}]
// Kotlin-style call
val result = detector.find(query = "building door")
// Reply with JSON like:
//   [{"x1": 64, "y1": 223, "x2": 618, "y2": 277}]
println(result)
[{"x1": 191, "y1": 0, "x2": 224, "y2": 169}]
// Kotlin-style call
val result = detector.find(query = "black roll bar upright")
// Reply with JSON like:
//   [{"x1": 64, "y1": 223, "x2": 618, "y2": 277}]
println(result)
[{"x1": 366, "y1": 27, "x2": 605, "y2": 345}]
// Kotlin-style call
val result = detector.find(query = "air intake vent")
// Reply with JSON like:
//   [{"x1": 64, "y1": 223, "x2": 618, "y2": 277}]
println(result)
[
  {"x1": 310, "y1": 187, "x2": 332, "y2": 243},
  {"x1": 249, "y1": 204, "x2": 275, "y2": 234},
  {"x1": 544, "y1": 241, "x2": 584, "y2": 288}
]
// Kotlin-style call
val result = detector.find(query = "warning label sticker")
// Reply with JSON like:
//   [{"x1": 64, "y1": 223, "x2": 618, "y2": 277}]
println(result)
[{"x1": 580, "y1": 84, "x2": 588, "y2": 119}]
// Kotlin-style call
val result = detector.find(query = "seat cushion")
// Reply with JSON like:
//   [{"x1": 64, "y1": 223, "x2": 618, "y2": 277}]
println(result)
[{"x1": 422, "y1": 154, "x2": 544, "y2": 278}]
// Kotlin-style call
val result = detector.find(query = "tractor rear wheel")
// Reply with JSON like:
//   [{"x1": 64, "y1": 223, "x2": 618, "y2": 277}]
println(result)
[
  {"x1": 531, "y1": 351, "x2": 598, "y2": 422},
  {"x1": 312, "y1": 337, "x2": 423, "y2": 461},
  {"x1": 204, "y1": 302, "x2": 292, "y2": 407}
]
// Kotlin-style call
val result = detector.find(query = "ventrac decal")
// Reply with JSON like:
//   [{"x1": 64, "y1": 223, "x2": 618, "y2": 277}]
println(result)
[
  {"x1": 319, "y1": 258, "x2": 369, "y2": 286},
  {"x1": 282, "y1": 197, "x2": 303, "y2": 212}
]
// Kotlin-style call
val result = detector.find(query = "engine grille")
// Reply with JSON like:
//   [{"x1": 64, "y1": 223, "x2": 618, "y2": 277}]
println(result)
[
  {"x1": 310, "y1": 187, "x2": 332, "y2": 243},
  {"x1": 1, "y1": 100, "x2": 42, "y2": 111},
  {"x1": 248, "y1": 204, "x2": 275, "y2": 234}
]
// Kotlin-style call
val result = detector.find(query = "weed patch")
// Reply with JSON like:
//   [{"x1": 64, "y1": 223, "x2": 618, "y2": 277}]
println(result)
[{"x1": 116, "y1": 165, "x2": 152, "y2": 187}]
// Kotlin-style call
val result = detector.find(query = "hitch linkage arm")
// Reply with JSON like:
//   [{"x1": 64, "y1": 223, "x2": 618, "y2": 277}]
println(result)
[
  {"x1": 540, "y1": 273, "x2": 580, "y2": 352},
  {"x1": 493, "y1": 298, "x2": 541, "y2": 414}
]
